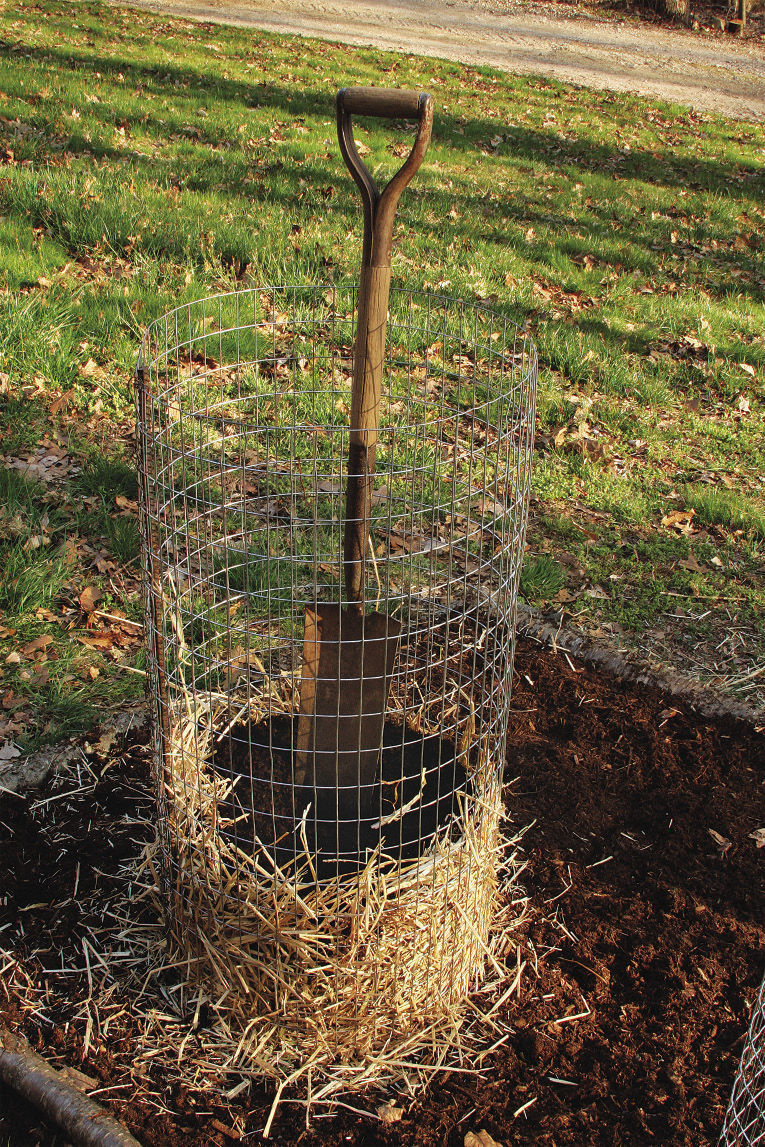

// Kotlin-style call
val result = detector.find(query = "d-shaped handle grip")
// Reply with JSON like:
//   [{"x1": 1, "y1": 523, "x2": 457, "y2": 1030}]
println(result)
[
  {"x1": 339, "y1": 86, "x2": 423, "y2": 119},
  {"x1": 337, "y1": 86, "x2": 433, "y2": 269}
]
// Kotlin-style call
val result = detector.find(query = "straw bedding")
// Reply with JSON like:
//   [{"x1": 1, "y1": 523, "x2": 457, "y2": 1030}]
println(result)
[{"x1": 154, "y1": 689, "x2": 522, "y2": 1105}]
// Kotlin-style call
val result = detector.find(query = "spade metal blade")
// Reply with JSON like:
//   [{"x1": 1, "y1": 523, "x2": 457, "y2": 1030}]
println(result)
[{"x1": 296, "y1": 603, "x2": 401, "y2": 823}]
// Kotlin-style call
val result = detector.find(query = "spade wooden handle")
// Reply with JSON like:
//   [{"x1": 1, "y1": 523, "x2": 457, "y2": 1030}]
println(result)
[
  {"x1": 337, "y1": 87, "x2": 433, "y2": 606},
  {"x1": 338, "y1": 86, "x2": 423, "y2": 119}
]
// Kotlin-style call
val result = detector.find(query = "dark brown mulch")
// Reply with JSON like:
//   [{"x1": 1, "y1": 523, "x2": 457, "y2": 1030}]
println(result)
[{"x1": 1, "y1": 635, "x2": 763, "y2": 1145}]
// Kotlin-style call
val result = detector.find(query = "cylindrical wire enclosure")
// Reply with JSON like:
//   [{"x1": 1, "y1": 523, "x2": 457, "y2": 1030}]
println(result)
[
  {"x1": 721, "y1": 968, "x2": 765, "y2": 1146},
  {"x1": 136, "y1": 284, "x2": 536, "y2": 1089}
]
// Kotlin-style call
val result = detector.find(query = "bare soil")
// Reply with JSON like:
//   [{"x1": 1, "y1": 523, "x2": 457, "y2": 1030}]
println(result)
[
  {"x1": 112, "y1": 0, "x2": 765, "y2": 121},
  {"x1": 1, "y1": 636, "x2": 763, "y2": 1145}
]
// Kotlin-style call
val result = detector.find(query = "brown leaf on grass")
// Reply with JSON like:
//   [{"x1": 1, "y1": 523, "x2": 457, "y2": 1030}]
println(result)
[
  {"x1": 0, "y1": 741, "x2": 21, "y2": 762},
  {"x1": 75, "y1": 634, "x2": 113, "y2": 651},
  {"x1": 21, "y1": 635, "x2": 53, "y2": 659},
  {"x1": 4, "y1": 651, "x2": 21, "y2": 666},
  {"x1": 7, "y1": 443, "x2": 72, "y2": 483},
  {"x1": 661, "y1": 509, "x2": 695, "y2": 534},
  {"x1": 79, "y1": 585, "x2": 102, "y2": 614},
  {"x1": 554, "y1": 588, "x2": 577, "y2": 603},
  {"x1": 34, "y1": 608, "x2": 60, "y2": 624},
  {"x1": 21, "y1": 375, "x2": 46, "y2": 399},
  {"x1": 383, "y1": 528, "x2": 437, "y2": 555},
  {"x1": 78, "y1": 358, "x2": 100, "y2": 378},
  {"x1": 49, "y1": 390, "x2": 74, "y2": 415}
]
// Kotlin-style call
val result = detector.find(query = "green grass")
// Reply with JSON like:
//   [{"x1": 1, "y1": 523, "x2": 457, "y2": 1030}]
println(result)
[
  {"x1": 0, "y1": 0, "x2": 763, "y2": 743},
  {"x1": 103, "y1": 514, "x2": 141, "y2": 565},
  {"x1": 520, "y1": 554, "x2": 566, "y2": 603},
  {"x1": 680, "y1": 484, "x2": 765, "y2": 540},
  {"x1": 75, "y1": 456, "x2": 139, "y2": 501},
  {"x1": 0, "y1": 544, "x2": 70, "y2": 617}
]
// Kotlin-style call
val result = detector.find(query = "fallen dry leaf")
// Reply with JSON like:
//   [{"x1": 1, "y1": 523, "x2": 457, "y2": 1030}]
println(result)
[
  {"x1": 79, "y1": 585, "x2": 102, "y2": 614},
  {"x1": 749, "y1": 828, "x2": 765, "y2": 849},
  {"x1": 21, "y1": 635, "x2": 54, "y2": 659},
  {"x1": 49, "y1": 389, "x2": 74, "y2": 415},
  {"x1": 96, "y1": 728, "x2": 119, "y2": 755},
  {"x1": 377, "y1": 1100, "x2": 404, "y2": 1124},
  {"x1": 4, "y1": 651, "x2": 21, "y2": 666},
  {"x1": 708, "y1": 828, "x2": 732, "y2": 857},
  {"x1": 78, "y1": 357, "x2": 100, "y2": 378},
  {"x1": 34, "y1": 608, "x2": 60, "y2": 624},
  {"x1": 75, "y1": 634, "x2": 113, "y2": 651},
  {"x1": 661, "y1": 509, "x2": 695, "y2": 533},
  {"x1": 208, "y1": 1119, "x2": 241, "y2": 1140},
  {"x1": 0, "y1": 741, "x2": 21, "y2": 762},
  {"x1": 465, "y1": 1131, "x2": 503, "y2": 1147}
]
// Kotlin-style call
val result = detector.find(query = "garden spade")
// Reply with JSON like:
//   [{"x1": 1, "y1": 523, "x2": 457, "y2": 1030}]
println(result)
[{"x1": 296, "y1": 86, "x2": 433, "y2": 826}]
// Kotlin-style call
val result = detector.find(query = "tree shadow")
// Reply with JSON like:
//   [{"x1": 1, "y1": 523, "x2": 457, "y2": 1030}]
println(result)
[{"x1": 2, "y1": 33, "x2": 763, "y2": 324}]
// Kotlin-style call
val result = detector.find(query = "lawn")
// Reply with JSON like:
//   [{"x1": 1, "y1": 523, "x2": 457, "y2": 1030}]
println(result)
[{"x1": 0, "y1": 0, "x2": 763, "y2": 746}]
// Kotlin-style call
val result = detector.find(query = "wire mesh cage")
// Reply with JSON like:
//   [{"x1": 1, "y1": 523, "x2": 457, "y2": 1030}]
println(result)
[
  {"x1": 136, "y1": 282, "x2": 536, "y2": 1092},
  {"x1": 721, "y1": 967, "x2": 765, "y2": 1145}
]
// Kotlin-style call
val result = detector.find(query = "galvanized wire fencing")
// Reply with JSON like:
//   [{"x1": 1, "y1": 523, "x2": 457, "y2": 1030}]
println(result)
[
  {"x1": 722, "y1": 968, "x2": 765, "y2": 1145},
  {"x1": 136, "y1": 284, "x2": 536, "y2": 1093}
]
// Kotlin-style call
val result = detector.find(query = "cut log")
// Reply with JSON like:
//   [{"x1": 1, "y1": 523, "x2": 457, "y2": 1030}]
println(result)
[{"x1": 0, "y1": 1028, "x2": 142, "y2": 1147}]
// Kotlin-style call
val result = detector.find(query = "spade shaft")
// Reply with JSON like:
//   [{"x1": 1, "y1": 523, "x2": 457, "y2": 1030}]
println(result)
[{"x1": 296, "y1": 87, "x2": 433, "y2": 826}]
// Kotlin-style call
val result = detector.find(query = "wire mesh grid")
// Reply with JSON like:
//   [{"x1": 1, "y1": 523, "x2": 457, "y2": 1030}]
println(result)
[
  {"x1": 722, "y1": 968, "x2": 765, "y2": 1145},
  {"x1": 136, "y1": 283, "x2": 536, "y2": 1087}
]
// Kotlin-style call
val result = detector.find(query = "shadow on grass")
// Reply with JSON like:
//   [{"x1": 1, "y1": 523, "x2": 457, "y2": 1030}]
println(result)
[
  {"x1": 3, "y1": 33, "x2": 764, "y2": 196},
  {"x1": 2, "y1": 29, "x2": 764, "y2": 353}
]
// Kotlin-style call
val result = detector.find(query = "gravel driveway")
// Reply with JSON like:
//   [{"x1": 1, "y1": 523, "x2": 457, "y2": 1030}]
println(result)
[{"x1": 115, "y1": 0, "x2": 765, "y2": 120}]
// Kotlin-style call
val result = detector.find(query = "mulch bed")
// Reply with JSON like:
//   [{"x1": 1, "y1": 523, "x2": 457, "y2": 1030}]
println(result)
[{"x1": 1, "y1": 635, "x2": 763, "y2": 1145}]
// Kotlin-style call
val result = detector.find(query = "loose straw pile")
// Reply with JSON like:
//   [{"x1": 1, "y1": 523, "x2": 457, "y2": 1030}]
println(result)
[{"x1": 152, "y1": 684, "x2": 522, "y2": 1106}]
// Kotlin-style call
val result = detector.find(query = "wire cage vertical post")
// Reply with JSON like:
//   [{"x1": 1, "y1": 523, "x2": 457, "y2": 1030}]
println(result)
[
  {"x1": 136, "y1": 284, "x2": 537, "y2": 1091},
  {"x1": 721, "y1": 968, "x2": 765, "y2": 1145}
]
